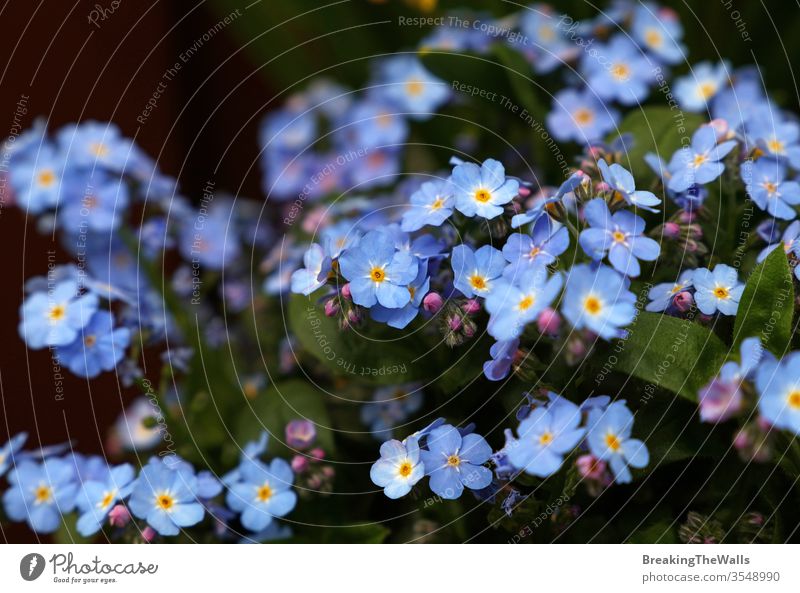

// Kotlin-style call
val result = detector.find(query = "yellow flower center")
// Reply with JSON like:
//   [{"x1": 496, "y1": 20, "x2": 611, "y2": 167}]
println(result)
[
  {"x1": 34, "y1": 484, "x2": 53, "y2": 504},
  {"x1": 370, "y1": 267, "x2": 386, "y2": 283},
  {"x1": 698, "y1": 82, "x2": 717, "y2": 100},
  {"x1": 583, "y1": 295, "x2": 602, "y2": 315},
  {"x1": 256, "y1": 483, "x2": 273, "y2": 502},
  {"x1": 761, "y1": 181, "x2": 778, "y2": 195},
  {"x1": 90, "y1": 142, "x2": 109, "y2": 157},
  {"x1": 406, "y1": 79, "x2": 424, "y2": 96},
  {"x1": 429, "y1": 197, "x2": 445, "y2": 211},
  {"x1": 693, "y1": 153, "x2": 708, "y2": 168},
  {"x1": 574, "y1": 108, "x2": 594, "y2": 126},
  {"x1": 99, "y1": 491, "x2": 116, "y2": 510},
  {"x1": 787, "y1": 390, "x2": 800, "y2": 410},
  {"x1": 446, "y1": 454, "x2": 461, "y2": 467},
  {"x1": 38, "y1": 169, "x2": 56, "y2": 187},
  {"x1": 84, "y1": 334, "x2": 97, "y2": 347},
  {"x1": 767, "y1": 138, "x2": 786, "y2": 154},
  {"x1": 644, "y1": 27, "x2": 662, "y2": 47},
  {"x1": 48, "y1": 304, "x2": 66, "y2": 321},
  {"x1": 612, "y1": 230, "x2": 627, "y2": 244},
  {"x1": 469, "y1": 274, "x2": 488, "y2": 291},
  {"x1": 529, "y1": 246, "x2": 541, "y2": 259},
  {"x1": 538, "y1": 431, "x2": 554, "y2": 446},
  {"x1": 474, "y1": 188, "x2": 492, "y2": 203},
  {"x1": 397, "y1": 461, "x2": 413, "y2": 477},
  {"x1": 408, "y1": 285, "x2": 416, "y2": 299},
  {"x1": 713, "y1": 285, "x2": 730, "y2": 299},
  {"x1": 518, "y1": 295, "x2": 535, "y2": 311},
  {"x1": 610, "y1": 62, "x2": 631, "y2": 82},
  {"x1": 604, "y1": 433, "x2": 622, "y2": 452},
  {"x1": 377, "y1": 112, "x2": 392, "y2": 128},
  {"x1": 155, "y1": 492, "x2": 175, "y2": 511}
]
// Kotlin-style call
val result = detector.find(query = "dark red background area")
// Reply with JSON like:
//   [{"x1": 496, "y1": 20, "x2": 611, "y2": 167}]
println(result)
[{"x1": 0, "y1": 0, "x2": 272, "y2": 541}]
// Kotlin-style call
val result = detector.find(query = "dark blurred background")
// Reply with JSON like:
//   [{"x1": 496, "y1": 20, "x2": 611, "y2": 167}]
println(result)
[{"x1": 1, "y1": 0, "x2": 798, "y2": 542}]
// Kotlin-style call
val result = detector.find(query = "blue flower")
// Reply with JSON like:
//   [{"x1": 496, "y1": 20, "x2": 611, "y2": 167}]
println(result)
[
  {"x1": 742, "y1": 157, "x2": 800, "y2": 220},
  {"x1": 756, "y1": 352, "x2": 800, "y2": 435},
  {"x1": 485, "y1": 265, "x2": 563, "y2": 341},
  {"x1": 56, "y1": 121, "x2": 134, "y2": 173},
  {"x1": 419, "y1": 425, "x2": 492, "y2": 500},
  {"x1": 519, "y1": 6, "x2": 578, "y2": 73},
  {"x1": 338, "y1": 230, "x2": 419, "y2": 308},
  {"x1": 692, "y1": 264, "x2": 744, "y2": 316},
  {"x1": 451, "y1": 244, "x2": 505, "y2": 298},
  {"x1": 503, "y1": 216, "x2": 569, "y2": 278},
  {"x1": 18, "y1": 280, "x2": 99, "y2": 349},
  {"x1": 511, "y1": 172, "x2": 584, "y2": 229},
  {"x1": 643, "y1": 152, "x2": 707, "y2": 210},
  {"x1": 260, "y1": 107, "x2": 317, "y2": 153},
  {"x1": 582, "y1": 35, "x2": 654, "y2": 105},
  {"x1": 321, "y1": 221, "x2": 361, "y2": 259},
  {"x1": 646, "y1": 269, "x2": 695, "y2": 312},
  {"x1": 401, "y1": 179, "x2": 454, "y2": 232},
  {"x1": 0, "y1": 433, "x2": 27, "y2": 477},
  {"x1": 561, "y1": 264, "x2": 637, "y2": 340},
  {"x1": 631, "y1": 3, "x2": 685, "y2": 63},
  {"x1": 376, "y1": 56, "x2": 449, "y2": 120},
  {"x1": 75, "y1": 463, "x2": 136, "y2": 536},
  {"x1": 60, "y1": 173, "x2": 130, "y2": 233},
  {"x1": 56, "y1": 311, "x2": 130, "y2": 378},
  {"x1": 674, "y1": 61, "x2": 729, "y2": 112},
  {"x1": 579, "y1": 198, "x2": 660, "y2": 277},
  {"x1": 290, "y1": 244, "x2": 331, "y2": 295},
  {"x1": 3, "y1": 458, "x2": 78, "y2": 533},
  {"x1": 8, "y1": 144, "x2": 67, "y2": 214},
  {"x1": 758, "y1": 220, "x2": 800, "y2": 280},
  {"x1": 345, "y1": 99, "x2": 408, "y2": 148},
  {"x1": 746, "y1": 111, "x2": 800, "y2": 163},
  {"x1": 546, "y1": 88, "x2": 619, "y2": 144},
  {"x1": 178, "y1": 199, "x2": 241, "y2": 270},
  {"x1": 128, "y1": 460, "x2": 205, "y2": 536},
  {"x1": 370, "y1": 265, "x2": 429, "y2": 329},
  {"x1": 483, "y1": 339, "x2": 520, "y2": 381},
  {"x1": 361, "y1": 384, "x2": 424, "y2": 439},
  {"x1": 598, "y1": 159, "x2": 661, "y2": 212},
  {"x1": 667, "y1": 125, "x2": 737, "y2": 193},
  {"x1": 586, "y1": 401, "x2": 649, "y2": 483},
  {"x1": 451, "y1": 158, "x2": 519, "y2": 219},
  {"x1": 505, "y1": 397, "x2": 585, "y2": 477},
  {"x1": 226, "y1": 458, "x2": 297, "y2": 533},
  {"x1": 712, "y1": 68, "x2": 771, "y2": 129},
  {"x1": 370, "y1": 436, "x2": 425, "y2": 499}
]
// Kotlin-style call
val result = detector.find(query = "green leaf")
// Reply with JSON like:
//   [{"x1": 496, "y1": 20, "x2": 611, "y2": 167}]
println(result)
[
  {"x1": 608, "y1": 312, "x2": 727, "y2": 401},
  {"x1": 733, "y1": 247, "x2": 795, "y2": 355},
  {"x1": 54, "y1": 514, "x2": 93, "y2": 544},
  {"x1": 610, "y1": 107, "x2": 704, "y2": 176},
  {"x1": 236, "y1": 379, "x2": 335, "y2": 458}
]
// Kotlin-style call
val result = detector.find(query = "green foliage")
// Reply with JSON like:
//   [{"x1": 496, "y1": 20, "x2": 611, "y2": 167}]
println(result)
[
  {"x1": 733, "y1": 247, "x2": 796, "y2": 355},
  {"x1": 607, "y1": 312, "x2": 727, "y2": 401}
]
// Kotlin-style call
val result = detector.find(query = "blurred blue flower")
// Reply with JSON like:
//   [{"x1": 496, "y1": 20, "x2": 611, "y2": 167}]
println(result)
[
  {"x1": 547, "y1": 88, "x2": 619, "y2": 144},
  {"x1": 128, "y1": 460, "x2": 205, "y2": 536},
  {"x1": 19, "y1": 280, "x2": 99, "y2": 349},
  {"x1": 561, "y1": 264, "x2": 637, "y2": 340},
  {"x1": 742, "y1": 157, "x2": 800, "y2": 220},
  {"x1": 75, "y1": 463, "x2": 136, "y2": 536},
  {"x1": 3, "y1": 458, "x2": 78, "y2": 533},
  {"x1": 667, "y1": 125, "x2": 737, "y2": 193},
  {"x1": 56, "y1": 311, "x2": 130, "y2": 378},
  {"x1": 401, "y1": 179, "x2": 454, "y2": 232}
]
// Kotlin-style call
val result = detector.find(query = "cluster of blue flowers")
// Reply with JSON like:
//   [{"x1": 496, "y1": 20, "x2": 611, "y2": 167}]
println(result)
[
  {"x1": 371, "y1": 395, "x2": 649, "y2": 504},
  {"x1": 0, "y1": 431, "x2": 296, "y2": 541}
]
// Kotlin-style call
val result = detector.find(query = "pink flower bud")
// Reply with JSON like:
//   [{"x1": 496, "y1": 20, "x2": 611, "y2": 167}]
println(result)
[
  {"x1": 536, "y1": 307, "x2": 561, "y2": 336},
  {"x1": 108, "y1": 504, "x2": 131, "y2": 528},
  {"x1": 291, "y1": 455, "x2": 309, "y2": 473},
  {"x1": 309, "y1": 447, "x2": 325, "y2": 461},
  {"x1": 324, "y1": 299, "x2": 339, "y2": 318},
  {"x1": 462, "y1": 299, "x2": 481, "y2": 315},
  {"x1": 664, "y1": 222, "x2": 681, "y2": 239},
  {"x1": 708, "y1": 118, "x2": 731, "y2": 140},
  {"x1": 448, "y1": 315, "x2": 462, "y2": 331},
  {"x1": 347, "y1": 309, "x2": 360, "y2": 325},
  {"x1": 422, "y1": 292, "x2": 444, "y2": 314},
  {"x1": 142, "y1": 526, "x2": 157, "y2": 543},
  {"x1": 341, "y1": 283, "x2": 352, "y2": 300},
  {"x1": 673, "y1": 291, "x2": 694, "y2": 312},
  {"x1": 517, "y1": 186, "x2": 531, "y2": 198},
  {"x1": 577, "y1": 454, "x2": 606, "y2": 480}
]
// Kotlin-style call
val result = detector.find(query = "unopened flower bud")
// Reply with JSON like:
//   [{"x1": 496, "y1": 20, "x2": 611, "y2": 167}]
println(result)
[
  {"x1": 462, "y1": 299, "x2": 480, "y2": 315},
  {"x1": 309, "y1": 447, "x2": 325, "y2": 461},
  {"x1": 108, "y1": 504, "x2": 131, "y2": 528},
  {"x1": 448, "y1": 315, "x2": 462, "y2": 331},
  {"x1": 537, "y1": 307, "x2": 561, "y2": 336},
  {"x1": 577, "y1": 454, "x2": 606, "y2": 480},
  {"x1": 324, "y1": 299, "x2": 339, "y2": 317},
  {"x1": 341, "y1": 283, "x2": 352, "y2": 300},
  {"x1": 423, "y1": 292, "x2": 444, "y2": 313},
  {"x1": 142, "y1": 526, "x2": 157, "y2": 543},
  {"x1": 664, "y1": 222, "x2": 681, "y2": 239},
  {"x1": 674, "y1": 291, "x2": 694, "y2": 312},
  {"x1": 291, "y1": 455, "x2": 309, "y2": 473}
]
